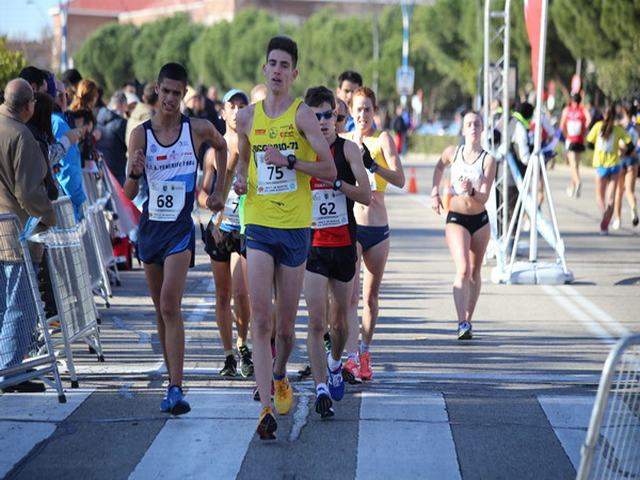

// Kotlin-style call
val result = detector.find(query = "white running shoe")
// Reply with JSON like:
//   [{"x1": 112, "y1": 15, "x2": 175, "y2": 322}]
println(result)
[{"x1": 611, "y1": 217, "x2": 621, "y2": 230}]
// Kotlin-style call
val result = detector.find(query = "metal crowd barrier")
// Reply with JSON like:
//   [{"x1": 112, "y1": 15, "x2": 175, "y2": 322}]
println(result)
[
  {"x1": 0, "y1": 214, "x2": 66, "y2": 402},
  {"x1": 577, "y1": 334, "x2": 640, "y2": 479},
  {"x1": 31, "y1": 225, "x2": 105, "y2": 388}
]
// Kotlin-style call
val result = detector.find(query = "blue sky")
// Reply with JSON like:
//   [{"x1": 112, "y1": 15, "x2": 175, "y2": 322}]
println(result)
[{"x1": 1, "y1": 0, "x2": 60, "y2": 40}]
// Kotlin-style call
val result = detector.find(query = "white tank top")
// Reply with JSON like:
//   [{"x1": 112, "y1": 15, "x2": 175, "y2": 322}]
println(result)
[{"x1": 449, "y1": 146, "x2": 487, "y2": 196}]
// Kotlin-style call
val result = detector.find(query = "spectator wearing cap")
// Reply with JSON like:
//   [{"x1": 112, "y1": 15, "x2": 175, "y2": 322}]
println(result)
[
  {"x1": 97, "y1": 90, "x2": 129, "y2": 185},
  {"x1": 0, "y1": 79, "x2": 57, "y2": 393}
]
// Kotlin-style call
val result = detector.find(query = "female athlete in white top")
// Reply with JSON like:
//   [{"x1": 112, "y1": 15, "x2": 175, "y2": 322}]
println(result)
[{"x1": 431, "y1": 111, "x2": 496, "y2": 339}]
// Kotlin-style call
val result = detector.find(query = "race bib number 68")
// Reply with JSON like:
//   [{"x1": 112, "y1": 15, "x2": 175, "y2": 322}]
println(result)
[{"x1": 148, "y1": 180, "x2": 185, "y2": 222}]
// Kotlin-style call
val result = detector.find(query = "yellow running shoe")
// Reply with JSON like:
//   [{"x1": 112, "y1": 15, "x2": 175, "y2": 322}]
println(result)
[
  {"x1": 256, "y1": 406, "x2": 277, "y2": 440},
  {"x1": 274, "y1": 376, "x2": 293, "y2": 415}
]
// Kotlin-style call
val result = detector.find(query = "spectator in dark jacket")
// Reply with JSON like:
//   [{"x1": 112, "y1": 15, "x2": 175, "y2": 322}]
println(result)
[{"x1": 96, "y1": 90, "x2": 128, "y2": 185}]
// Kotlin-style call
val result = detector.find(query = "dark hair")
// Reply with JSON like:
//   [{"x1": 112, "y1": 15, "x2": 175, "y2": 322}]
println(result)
[
  {"x1": 27, "y1": 92, "x2": 55, "y2": 143},
  {"x1": 19, "y1": 66, "x2": 46, "y2": 89},
  {"x1": 266, "y1": 36, "x2": 298, "y2": 68},
  {"x1": 601, "y1": 103, "x2": 617, "y2": 139},
  {"x1": 571, "y1": 93, "x2": 582, "y2": 104},
  {"x1": 338, "y1": 70, "x2": 363, "y2": 88},
  {"x1": 517, "y1": 102, "x2": 534, "y2": 120},
  {"x1": 304, "y1": 86, "x2": 335, "y2": 109},
  {"x1": 158, "y1": 63, "x2": 188, "y2": 87},
  {"x1": 61, "y1": 68, "x2": 82, "y2": 86}
]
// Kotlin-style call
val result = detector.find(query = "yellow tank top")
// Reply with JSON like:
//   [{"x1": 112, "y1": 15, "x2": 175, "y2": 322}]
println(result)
[
  {"x1": 347, "y1": 130, "x2": 389, "y2": 192},
  {"x1": 246, "y1": 99, "x2": 315, "y2": 228}
]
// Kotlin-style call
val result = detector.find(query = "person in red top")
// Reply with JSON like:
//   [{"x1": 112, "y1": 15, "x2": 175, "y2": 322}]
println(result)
[
  {"x1": 560, "y1": 93, "x2": 591, "y2": 198},
  {"x1": 302, "y1": 86, "x2": 370, "y2": 418}
]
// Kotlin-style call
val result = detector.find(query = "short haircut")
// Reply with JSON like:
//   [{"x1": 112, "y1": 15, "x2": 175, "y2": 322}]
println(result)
[
  {"x1": 158, "y1": 63, "x2": 188, "y2": 87},
  {"x1": 266, "y1": 36, "x2": 298, "y2": 68},
  {"x1": 304, "y1": 86, "x2": 335, "y2": 109},
  {"x1": 338, "y1": 70, "x2": 363, "y2": 88},
  {"x1": 61, "y1": 68, "x2": 82, "y2": 86},
  {"x1": 517, "y1": 102, "x2": 534, "y2": 120},
  {"x1": 19, "y1": 66, "x2": 46, "y2": 88},
  {"x1": 571, "y1": 93, "x2": 582, "y2": 104}
]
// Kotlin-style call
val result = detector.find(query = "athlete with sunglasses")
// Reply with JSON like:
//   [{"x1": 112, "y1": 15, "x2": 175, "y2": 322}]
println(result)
[{"x1": 303, "y1": 86, "x2": 370, "y2": 418}]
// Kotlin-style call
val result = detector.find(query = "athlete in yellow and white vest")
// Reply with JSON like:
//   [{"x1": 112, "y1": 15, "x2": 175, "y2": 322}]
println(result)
[{"x1": 233, "y1": 36, "x2": 336, "y2": 440}]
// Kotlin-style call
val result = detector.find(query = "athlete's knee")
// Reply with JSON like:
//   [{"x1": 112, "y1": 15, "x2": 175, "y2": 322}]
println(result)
[
  {"x1": 251, "y1": 316, "x2": 272, "y2": 338},
  {"x1": 215, "y1": 286, "x2": 232, "y2": 306},
  {"x1": 470, "y1": 266, "x2": 482, "y2": 283},
  {"x1": 455, "y1": 263, "x2": 472, "y2": 281},
  {"x1": 159, "y1": 298, "x2": 181, "y2": 321},
  {"x1": 308, "y1": 316, "x2": 326, "y2": 337},
  {"x1": 364, "y1": 293, "x2": 379, "y2": 313}
]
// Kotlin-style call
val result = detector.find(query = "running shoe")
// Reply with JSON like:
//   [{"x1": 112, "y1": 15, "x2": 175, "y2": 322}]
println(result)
[
  {"x1": 600, "y1": 205, "x2": 614, "y2": 232},
  {"x1": 315, "y1": 390, "x2": 335, "y2": 419},
  {"x1": 327, "y1": 355, "x2": 345, "y2": 401},
  {"x1": 256, "y1": 406, "x2": 277, "y2": 440},
  {"x1": 632, "y1": 208, "x2": 639, "y2": 227},
  {"x1": 252, "y1": 381, "x2": 275, "y2": 402},
  {"x1": 238, "y1": 345, "x2": 254, "y2": 378},
  {"x1": 611, "y1": 217, "x2": 621, "y2": 230},
  {"x1": 565, "y1": 185, "x2": 574, "y2": 198},
  {"x1": 219, "y1": 354, "x2": 237, "y2": 377},
  {"x1": 458, "y1": 321, "x2": 473, "y2": 340},
  {"x1": 274, "y1": 376, "x2": 293, "y2": 415},
  {"x1": 297, "y1": 365, "x2": 312, "y2": 379},
  {"x1": 342, "y1": 356, "x2": 363, "y2": 384},
  {"x1": 160, "y1": 396, "x2": 170, "y2": 412},
  {"x1": 575, "y1": 181, "x2": 582, "y2": 198},
  {"x1": 323, "y1": 332, "x2": 332, "y2": 353},
  {"x1": 166, "y1": 385, "x2": 191, "y2": 415},
  {"x1": 359, "y1": 351, "x2": 373, "y2": 381}
]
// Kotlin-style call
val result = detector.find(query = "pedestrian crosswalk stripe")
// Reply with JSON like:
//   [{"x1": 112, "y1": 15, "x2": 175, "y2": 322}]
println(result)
[
  {"x1": 356, "y1": 391, "x2": 461, "y2": 479},
  {"x1": 129, "y1": 389, "x2": 259, "y2": 480},
  {"x1": 0, "y1": 388, "x2": 94, "y2": 477},
  {"x1": 538, "y1": 395, "x2": 594, "y2": 470}
]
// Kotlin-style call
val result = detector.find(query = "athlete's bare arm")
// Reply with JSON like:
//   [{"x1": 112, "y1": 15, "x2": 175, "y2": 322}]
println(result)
[
  {"x1": 233, "y1": 104, "x2": 255, "y2": 195},
  {"x1": 124, "y1": 124, "x2": 145, "y2": 200},
  {"x1": 341, "y1": 139, "x2": 371, "y2": 205},
  {"x1": 373, "y1": 130, "x2": 405, "y2": 188},
  {"x1": 431, "y1": 145, "x2": 456, "y2": 215},
  {"x1": 197, "y1": 149, "x2": 218, "y2": 207},
  {"x1": 263, "y1": 104, "x2": 337, "y2": 182},
  {"x1": 191, "y1": 118, "x2": 228, "y2": 212},
  {"x1": 559, "y1": 107, "x2": 568, "y2": 136},
  {"x1": 474, "y1": 154, "x2": 497, "y2": 205}
]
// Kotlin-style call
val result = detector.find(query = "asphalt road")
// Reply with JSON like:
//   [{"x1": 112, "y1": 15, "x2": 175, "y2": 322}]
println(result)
[{"x1": 2, "y1": 154, "x2": 638, "y2": 479}]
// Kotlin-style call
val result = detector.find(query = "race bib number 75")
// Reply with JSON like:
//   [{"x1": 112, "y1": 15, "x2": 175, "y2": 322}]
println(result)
[{"x1": 255, "y1": 149, "x2": 297, "y2": 195}]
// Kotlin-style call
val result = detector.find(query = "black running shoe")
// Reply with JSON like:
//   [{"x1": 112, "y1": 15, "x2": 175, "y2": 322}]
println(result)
[
  {"x1": 323, "y1": 332, "x2": 332, "y2": 353},
  {"x1": 315, "y1": 391, "x2": 335, "y2": 419},
  {"x1": 219, "y1": 354, "x2": 237, "y2": 377},
  {"x1": 238, "y1": 345, "x2": 254, "y2": 378}
]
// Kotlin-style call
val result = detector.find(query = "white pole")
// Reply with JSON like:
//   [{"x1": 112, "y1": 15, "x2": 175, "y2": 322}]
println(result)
[
  {"x1": 529, "y1": 0, "x2": 548, "y2": 262},
  {"x1": 483, "y1": 0, "x2": 490, "y2": 139},
  {"x1": 502, "y1": 0, "x2": 511, "y2": 244}
]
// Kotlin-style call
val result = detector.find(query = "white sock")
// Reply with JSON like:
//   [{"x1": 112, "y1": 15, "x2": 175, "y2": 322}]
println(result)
[
  {"x1": 327, "y1": 354, "x2": 342, "y2": 372},
  {"x1": 316, "y1": 383, "x2": 328, "y2": 396}
]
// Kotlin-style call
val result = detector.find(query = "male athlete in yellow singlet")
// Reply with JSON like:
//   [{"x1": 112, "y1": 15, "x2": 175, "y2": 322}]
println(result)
[{"x1": 234, "y1": 36, "x2": 336, "y2": 440}]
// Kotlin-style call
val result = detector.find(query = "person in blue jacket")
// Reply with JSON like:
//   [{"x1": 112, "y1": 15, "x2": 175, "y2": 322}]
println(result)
[{"x1": 51, "y1": 78, "x2": 86, "y2": 220}]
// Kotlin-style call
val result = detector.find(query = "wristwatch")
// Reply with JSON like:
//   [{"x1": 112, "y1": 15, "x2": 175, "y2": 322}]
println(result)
[
  {"x1": 470, "y1": 187, "x2": 476, "y2": 197},
  {"x1": 128, "y1": 171, "x2": 143, "y2": 180},
  {"x1": 368, "y1": 161, "x2": 379, "y2": 173},
  {"x1": 287, "y1": 154, "x2": 297, "y2": 170},
  {"x1": 332, "y1": 179, "x2": 343, "y2": 191}
]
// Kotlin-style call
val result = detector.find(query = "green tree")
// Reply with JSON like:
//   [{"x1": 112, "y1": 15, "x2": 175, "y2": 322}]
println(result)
[
  {"x1": 74, "y1": 22, "x2": 137, "y2": 94},
  {"x1": 131, "y1": 15, "x2": 192, "y2": 83},
  {"x1": 155, "y1": 21, "x2": 203, "y2": 84},
  {"x1": 552, "y1": 0, "x2": 640, "y2": 99},
  {"x1": 190, "y1": 20, "x2": 233, "y2": 88},
  {"x1": 0, "y1": 37, "x2": 27, "y2": 89}
]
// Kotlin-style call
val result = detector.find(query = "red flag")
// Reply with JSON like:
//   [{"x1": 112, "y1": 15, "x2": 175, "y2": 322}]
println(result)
[{"x1": 524, "y1": 0, "x2": 542, "y2": 90}]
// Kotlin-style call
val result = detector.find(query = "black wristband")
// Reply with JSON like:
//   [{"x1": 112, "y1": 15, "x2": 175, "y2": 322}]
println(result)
[
  {"x1": 128, "y1": 171, "x2": 143, "y2": 180},
  {"x1": 361, "y1": 144, "x2": 374, "y2": 169},
  {"x1": 287, "y1": 154, "x2": 297, "y2": 170},
  {"x1": 470, "y1": 187, "x2": 476, "y2": 197}
]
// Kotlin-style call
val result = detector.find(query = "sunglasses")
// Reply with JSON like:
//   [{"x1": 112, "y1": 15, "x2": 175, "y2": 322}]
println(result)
[{"x1": 315, "y1": 109, "x2": 334, "y2": 121}]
